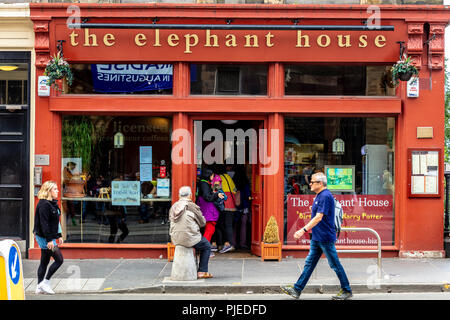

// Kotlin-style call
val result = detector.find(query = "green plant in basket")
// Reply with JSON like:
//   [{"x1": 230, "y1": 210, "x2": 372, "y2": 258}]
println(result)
[
  {"x1": 44, "y1": 51, "x2": 73, "y2": 92},
  {"x1": 390, "y1": 55, "x2": 419, "y2": 87}
]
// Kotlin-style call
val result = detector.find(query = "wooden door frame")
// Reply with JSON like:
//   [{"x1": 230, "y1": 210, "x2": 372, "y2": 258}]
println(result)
[{"x1": 187, "y1": 114, "x2": 268, "y2": 255}]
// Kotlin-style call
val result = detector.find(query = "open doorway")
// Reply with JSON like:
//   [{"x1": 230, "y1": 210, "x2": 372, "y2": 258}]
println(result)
[{"x1": 193, "y1": 119, "x2": 263, "y2": 257}]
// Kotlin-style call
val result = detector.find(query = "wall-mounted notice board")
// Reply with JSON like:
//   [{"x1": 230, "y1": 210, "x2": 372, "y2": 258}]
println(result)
[{"x1": 407, "y1": 149, "x2": 442, "y2": 198}]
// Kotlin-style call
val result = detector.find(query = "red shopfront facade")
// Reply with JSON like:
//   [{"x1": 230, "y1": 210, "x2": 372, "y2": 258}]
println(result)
[{"x1": 29, "y1": 4, "x2": 449, "y2": 259}]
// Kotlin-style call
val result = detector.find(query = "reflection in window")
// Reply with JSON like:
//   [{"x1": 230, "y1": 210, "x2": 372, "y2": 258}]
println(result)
[
  {"x1": 61, "y1": 116, "x2": 172, "y2": 244},
  {"x1": 0, "y1": 142, "x2": 21, "y2": 184},
  {"x1": 67, "y1": 64, "x2": 173, "y2": 95},
  {"x1": 191, "y1": 64, "x2": 267, "y2": 95},
  {"x1": 283, "y1": 117, "x2": 395, "y2": 246},
  {"x1": 284, "y1": 65, "x2": 395, "y2": 96},
  {"x1": 8, "y1": 80, "x2": 23, "y2": 104}
]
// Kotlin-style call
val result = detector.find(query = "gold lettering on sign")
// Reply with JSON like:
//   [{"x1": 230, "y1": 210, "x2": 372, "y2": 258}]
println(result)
[
  {"x1": 154, "y1": 29, "x2": 161, "y2": 47},
  {"x1": 205, "y1": 30, "x2": 219, "y2": 47},
  {"x1": 317, "y1": 34, "x2": 331, "y2": 48},
  {"x1": 296, "y1": 31, "x2": 311, "y2": 48},
  {"x1": 337, "y1": 35, "x2": 351, "y2": 47},
  {"x1": 69, "y1": 30, "x2": 79, "y2": 46},
  {"x1": 83, "y1": 29, "x2": 98, "y2": 47},
  {"x1": 167, "y1": 33, "x2": 179, "y2": 47},
  {"x1": 375, "y1": 35, "x2": 386, "y2": 48},
  {"x1": 265, "y1": 32, "x2": 275, "y2": 47},
  {"x1": 66, "y1": 29, "x2": 390, "y2": 54},
  {"x1": 184, "y1": 34, "x2": 199, "y2": 53},
  {"x1": 244, "y1": 35, "x2": 259, "y2": 47},
  {"x1": 135, "y1": 33, "x2": 147, "y2": 47},
  {"x1": 358, "y1": 35, "x2": 368, "y2": 48},
  {"x1": 225, "y1": 34, "x2": 237, "y2": 47},
  {"x1": 103, "y1": 33, "x2": 115, "y2": 47}
]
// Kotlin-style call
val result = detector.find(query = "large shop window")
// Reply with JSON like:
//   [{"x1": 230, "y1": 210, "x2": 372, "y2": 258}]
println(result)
[
  {"x1": 284, "y1": 65, "x2": 395, "y2": 96},
  {"x1": 61, "y1": 116, "x2": 172, "y2": 244},
  {"x1": 284, "y1": 117, "x2": 395, "y2": 246},
  {"x1": 66, "y1": 64, "x2": 173, "y2": 94},
  {"x1": 190, "y1": 64, "x2": 267, "y2": 95}
]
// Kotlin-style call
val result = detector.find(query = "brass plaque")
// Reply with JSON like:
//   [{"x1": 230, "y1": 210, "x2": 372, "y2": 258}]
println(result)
[{"x1": 417, "y1": 127, "x2": 433, "y2": 139}]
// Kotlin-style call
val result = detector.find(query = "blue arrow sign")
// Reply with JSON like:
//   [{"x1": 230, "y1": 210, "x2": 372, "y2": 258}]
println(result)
[{"x1": 8, "y1": 246, "x2": 20, "y2": 285}]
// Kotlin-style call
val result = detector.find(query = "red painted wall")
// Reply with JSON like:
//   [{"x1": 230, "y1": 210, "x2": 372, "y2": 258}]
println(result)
[{"x1": 29, "y1": 3, "x2": 450, "y2": 259}]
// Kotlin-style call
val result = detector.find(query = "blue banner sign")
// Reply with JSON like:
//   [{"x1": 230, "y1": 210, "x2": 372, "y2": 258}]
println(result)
[{"x1": 92, "y1": 64, "x2": 173, "y2": 93}]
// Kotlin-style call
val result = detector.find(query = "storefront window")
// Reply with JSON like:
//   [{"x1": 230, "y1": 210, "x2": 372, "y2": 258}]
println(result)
[
  {"x1": 284, "y1": 117, "x2": 395, "y2": 246},
  {"x1": 284, "y1": 65, "x2": 395, "y2": 96},
  {"x1": 61, "y1": 115, "x2": 172, "y2": 244},
  {"x1": 0, "y1": 62, "x2": 28, "y2": 104},
  {"x1": 66, "y1": 64, "x2": 173, "y2": 95},
  {"x1": 190, "y1": 64, "x2": 267, "y2": 95}
]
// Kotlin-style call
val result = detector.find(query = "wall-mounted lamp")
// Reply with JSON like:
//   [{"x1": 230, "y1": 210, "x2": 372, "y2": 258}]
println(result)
[
  {"x1": 396, "y1": 41, "x2": 406, "y2": 60},
  {"x1": 0, "y1": 65, "x2": 18, "y2": 71},
  {"x1": 114, "y1": 132, "x2": 124, "y2": 148},
  {"x1": 332, "y1": 138, "x2": 345, "y2": 155}
]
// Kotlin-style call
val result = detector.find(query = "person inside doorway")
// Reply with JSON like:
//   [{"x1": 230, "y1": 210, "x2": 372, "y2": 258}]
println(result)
[
  {"x1": 233, "y1": 166, "x2": 251, "y2": 250},
  {"x1": 196, "y1": 168, "x2": 223, "y2": 248},
  {"x1": 217, "y1": 165, "x2": 238, "y2": 254}
]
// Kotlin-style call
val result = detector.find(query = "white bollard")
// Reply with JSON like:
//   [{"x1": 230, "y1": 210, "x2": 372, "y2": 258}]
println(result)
[
  {"x1": 0, "y1": 239, "x2": 25, "y2": 300},
  {"x1": 170, "y1": 245, "x2": 197, "y2": 281}
]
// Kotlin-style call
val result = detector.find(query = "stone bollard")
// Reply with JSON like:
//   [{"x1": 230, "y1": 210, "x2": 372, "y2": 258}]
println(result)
[{"x1": 170, "y1": 245, "x2": 197, "y2": 281}]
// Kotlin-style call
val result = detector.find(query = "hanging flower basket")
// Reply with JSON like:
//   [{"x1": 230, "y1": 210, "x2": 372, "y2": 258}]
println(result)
[
  {"x1": 44, "y1": 51, "x2": 73, "y2": 93},
  {"x1": 398, "y1": 70, "x2": 414, "y2": 82},
  {"x1": 390, "y1": 55, "x2": 419, "y2": 87}
]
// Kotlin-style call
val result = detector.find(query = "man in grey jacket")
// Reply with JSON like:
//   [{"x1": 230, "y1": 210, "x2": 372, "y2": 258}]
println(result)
[{"x1": 169, "y1": 186, "x2": 213, "y2": 279}]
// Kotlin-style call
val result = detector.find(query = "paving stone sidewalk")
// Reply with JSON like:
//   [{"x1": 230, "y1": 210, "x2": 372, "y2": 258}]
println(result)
[{"x1": 22, "y1": 257, "x2": 450, "y2": 295}]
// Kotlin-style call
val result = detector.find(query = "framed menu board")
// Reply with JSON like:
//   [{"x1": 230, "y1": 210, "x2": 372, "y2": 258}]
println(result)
[{"x1": 407, "y1": 149, "x2": 442, "y2": 198}]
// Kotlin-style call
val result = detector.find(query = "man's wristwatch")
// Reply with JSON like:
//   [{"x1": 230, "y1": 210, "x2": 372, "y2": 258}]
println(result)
[{"x1": 303, "y1": 227, "x2": 308, "y2": 233}]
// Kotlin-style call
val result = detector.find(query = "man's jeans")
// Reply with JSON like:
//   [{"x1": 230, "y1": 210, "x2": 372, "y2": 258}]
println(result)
[
  {"x1": 193, "y1": 236, "x2": 211, "y2": 273},
  {"x1": 294, "y1": 240, "x2": 352, "y2": 293}
]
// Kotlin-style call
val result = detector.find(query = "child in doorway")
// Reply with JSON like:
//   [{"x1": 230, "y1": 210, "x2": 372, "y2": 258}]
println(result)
[
  {"x1": 212, "y1": 174, "x2": 227, "y2": 212},
  {"x1": 208, "y1": 174, "x2": 227, "y2": 252}
]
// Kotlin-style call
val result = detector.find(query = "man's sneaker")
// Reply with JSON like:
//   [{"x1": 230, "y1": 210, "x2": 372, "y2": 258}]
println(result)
[
  {"x1": 219, "y1": 244, "x2": 234, "y2": 253},
  {"x1": 39, "y1": 280, "x2": 55, "y2": 295},
  {"x1": 280, "y1": 285, "x2": 301, "y2": 299},
  {"x1": 211, "y1": 245, "x2": 218, "y2": 252},
  {"x1": 332, "y1": 289, "x2": 353, "y2": 300}
]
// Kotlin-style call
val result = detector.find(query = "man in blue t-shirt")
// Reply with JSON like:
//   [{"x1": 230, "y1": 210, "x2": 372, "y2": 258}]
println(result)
[{"x1": 281, "y1": 172, "x2": 352, "y2": 300}]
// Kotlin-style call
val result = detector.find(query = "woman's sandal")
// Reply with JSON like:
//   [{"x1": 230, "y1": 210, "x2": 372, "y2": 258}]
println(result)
[{"x1": 197, "y1": 272, "x2": 213, "y2": 279}]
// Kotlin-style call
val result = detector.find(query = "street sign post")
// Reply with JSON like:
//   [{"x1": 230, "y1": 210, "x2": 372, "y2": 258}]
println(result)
[{"x1": 0, "y1": 240, "x2": 25, "y2": 300}]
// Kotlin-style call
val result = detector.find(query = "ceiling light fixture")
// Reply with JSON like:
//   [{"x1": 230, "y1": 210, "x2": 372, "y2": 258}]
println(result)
[{"x1": 221, "y1": 120, "x2": 238, "y2": 125}]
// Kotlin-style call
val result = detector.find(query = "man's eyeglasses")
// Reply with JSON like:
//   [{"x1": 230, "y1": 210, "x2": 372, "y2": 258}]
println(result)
[{"x1": 309, "y1": 181, "x2": 321, "y2": 185}]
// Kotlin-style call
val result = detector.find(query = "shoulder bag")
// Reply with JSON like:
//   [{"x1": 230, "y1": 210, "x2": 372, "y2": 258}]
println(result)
[{"x1": 223, "y1": 174, "x2": 241, "y2": 207}]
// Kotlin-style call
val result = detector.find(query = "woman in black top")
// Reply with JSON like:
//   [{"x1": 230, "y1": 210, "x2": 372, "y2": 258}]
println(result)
[{"x1": 33, "y1": 181, "x2": 64, "y2": 295}]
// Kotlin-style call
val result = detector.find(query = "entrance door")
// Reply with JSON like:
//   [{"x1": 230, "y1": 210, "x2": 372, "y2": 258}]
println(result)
[
  {"x1": 0, "y1": 52, "x2": 30, "y2": 251},
  {"x1": 0, "y1": 109, "x2": 29, "y2": 239},
  {"x1": 250, "y1": 120, "x2": 263, "y2": 255},
  {"x1": 192, "y1": 118, "x2": 264, "y2": 254}
]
